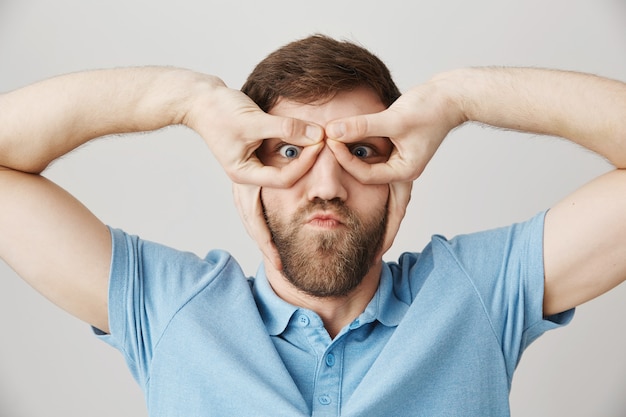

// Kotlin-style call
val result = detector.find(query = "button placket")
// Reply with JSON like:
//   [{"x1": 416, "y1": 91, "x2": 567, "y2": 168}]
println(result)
[
  {"x1": 318, "y1": 394, "x2": 332, "y2": 405},
  {"x1": 292, "y1": 309, "x2": 345, "y2": 416},
  {"x1": 311, "y1": 342, "x2": 345, "y2": 416},
  {"x1": 325, "y1": 353, "x2": 336, "y2": 367}
]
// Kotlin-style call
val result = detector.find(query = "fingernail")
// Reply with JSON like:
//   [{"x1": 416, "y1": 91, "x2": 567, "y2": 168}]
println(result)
[
  {"x1": 305, "y1": 124, "x2": 323, "y2": 141},
  {"x1": 327, "y1": 122, "x2": 345, "y2": 138}
]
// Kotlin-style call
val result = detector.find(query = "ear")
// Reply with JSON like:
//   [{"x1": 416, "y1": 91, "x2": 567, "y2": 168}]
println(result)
[{"x1": 232, "y1": 183, "x2": 282, "y2": 270}]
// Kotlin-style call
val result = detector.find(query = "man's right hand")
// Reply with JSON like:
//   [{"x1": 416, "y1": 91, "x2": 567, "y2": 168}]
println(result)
[
  {"x1": 183, "y1": 80, "x2": 324, "y2": 187},
  {"x1": 0, "y1": 67, "x2": 324, "y2": 335}
]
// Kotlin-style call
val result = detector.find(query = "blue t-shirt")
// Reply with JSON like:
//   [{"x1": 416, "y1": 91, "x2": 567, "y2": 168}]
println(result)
[{"x1": 97, "y1": 211, "x2": 573, "y2": 416}]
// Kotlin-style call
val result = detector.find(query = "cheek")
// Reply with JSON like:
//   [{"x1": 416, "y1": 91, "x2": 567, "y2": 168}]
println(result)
[
  {"x1": 375, "y1": 185, "x2": 390, "y2": 204},
  {"x1": 350, "y1": 184, "x2": 389, "y2": 216},
  {"x1": 366, "y1": 184, "x2": 389, "y2": 204},
  {"x1": 260, "y1": 188, "x2": 295, "y2": 219}
]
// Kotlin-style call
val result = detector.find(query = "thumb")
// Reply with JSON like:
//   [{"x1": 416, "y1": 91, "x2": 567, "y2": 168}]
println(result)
[
  {"x1": 326, "y1": 111, "x2": 393, "y2": 143},
  {"x1": 259, "y1": 114, "x2": 324, "y2": 146}
]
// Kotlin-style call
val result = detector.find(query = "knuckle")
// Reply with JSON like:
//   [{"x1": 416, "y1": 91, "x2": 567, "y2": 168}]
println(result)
[
  {"x1": 228, "y1": 169, "x2": 246, "y2": 184},
  {"x1": 353, "y1": 117, "x2": 370, "y2": 137},
  {"x1": 273, "y1": 174, "x2": 295, "y2": 188},
  {"x1": 281, "y1": 117, "x2": 298, "y2": 139}
]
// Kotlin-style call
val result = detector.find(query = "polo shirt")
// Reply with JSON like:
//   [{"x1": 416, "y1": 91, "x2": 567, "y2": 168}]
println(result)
[{"x1": 96, "y1": 211, "x2": 573, "y2": 416}]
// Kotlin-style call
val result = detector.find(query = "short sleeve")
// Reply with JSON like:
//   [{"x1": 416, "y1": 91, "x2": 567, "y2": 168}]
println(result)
[
  {"x1": 437, "y1": 211, "x2": 574, "y2": 375},
  {"x1": 95, "y1": 227, "x2": 233, "y2": 385}
]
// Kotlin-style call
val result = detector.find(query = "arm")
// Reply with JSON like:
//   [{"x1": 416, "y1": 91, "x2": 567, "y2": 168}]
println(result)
[
  {"x1": 0, "y1": 67, "x2": 323, "y2": 333},
  {"x1": 0, "y1": 68, "x2": 204, "y2": 174},
  {"x1": 326, "y1": 67, "x2": 626, "y2": 315}
]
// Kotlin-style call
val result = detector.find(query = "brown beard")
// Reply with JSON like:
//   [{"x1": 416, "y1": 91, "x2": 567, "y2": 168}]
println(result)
[{"x1": 263, "y1": 197, "x2": 387, "y2": 298}]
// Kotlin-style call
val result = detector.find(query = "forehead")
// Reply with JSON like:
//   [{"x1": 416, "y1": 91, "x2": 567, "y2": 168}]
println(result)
[{"x1": 268, "y1": 87, "x2": 386, "y2": 125}]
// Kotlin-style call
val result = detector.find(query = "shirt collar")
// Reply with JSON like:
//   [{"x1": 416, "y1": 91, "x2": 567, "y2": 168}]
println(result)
[
  {"x1": 359, "y1": 263, "x2": 410, "y2": 328},
  {"x1": 252, "y1": 266, "x2": 299, "y2": 336},
  {"x1": 252, "y1": 262, "x2": 410, "y2": 336}
]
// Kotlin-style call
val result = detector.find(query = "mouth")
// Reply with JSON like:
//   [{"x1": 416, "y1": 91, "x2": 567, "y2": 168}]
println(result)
[{"x1": 305, "y1": 211, "x2": 345, "y2": 229}]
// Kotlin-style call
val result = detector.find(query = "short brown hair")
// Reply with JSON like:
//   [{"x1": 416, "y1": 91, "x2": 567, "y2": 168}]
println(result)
[{"x1": 241, "y1": 34, "x2": 401, "y2": 112}]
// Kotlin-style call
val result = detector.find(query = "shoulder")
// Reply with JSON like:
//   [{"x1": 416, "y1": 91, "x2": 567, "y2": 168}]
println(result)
[
  {"x1": 386, "y1": 211, "x2": 547, "y2": 298},
  {"x1": 108, "y1": 226, "x2": 248, "y2": 298}
]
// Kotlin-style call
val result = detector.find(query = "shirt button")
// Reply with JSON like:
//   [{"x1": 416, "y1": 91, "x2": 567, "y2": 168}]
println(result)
[
  {"x1": 349, "y1": 319, "x2": 360, "y2": 329},
  {"x1": 318, "y1": 395, "x2": 332, "y2": 405},
  {"x1": 325, "y1": 353, "x2": 336, "y2": 367},
  {"x1": 297, "y1": 314, "x2": 310, "y2": 327}
]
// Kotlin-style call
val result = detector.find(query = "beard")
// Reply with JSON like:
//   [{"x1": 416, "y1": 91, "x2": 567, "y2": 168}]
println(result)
[{"x1": 263, "y1": 197, "x2": 387, "y2": 298}]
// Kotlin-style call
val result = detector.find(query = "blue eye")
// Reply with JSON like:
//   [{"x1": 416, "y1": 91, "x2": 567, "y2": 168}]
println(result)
[
  {"x1": 351, "y1": 145, "x2": 373, "y2": 159},
  {"x1": 278, "y1": 144, "x2": 302, "y2": 159}
]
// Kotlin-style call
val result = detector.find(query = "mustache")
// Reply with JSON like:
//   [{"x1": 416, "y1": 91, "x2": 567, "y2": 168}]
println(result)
[{"x1": 261, "y1": 196, "x2": 362, "y2": 230}]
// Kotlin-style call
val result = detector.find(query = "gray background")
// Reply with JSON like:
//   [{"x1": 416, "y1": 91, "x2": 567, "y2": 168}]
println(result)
[{"x1": 1, "y1": 0, "x2": 625, "y2": 416}]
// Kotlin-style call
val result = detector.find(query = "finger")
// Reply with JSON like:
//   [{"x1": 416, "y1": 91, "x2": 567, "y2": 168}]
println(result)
[
  {"x1": 250, "y1": 113, "x2": 324, "y2": 146},
  {"x1": 230, "y1": 141, "x2": 323, "y2": 187},
  {"x1": 326, "y1": 139, "x2": 378, "y2": 181},
  {"x1": 272, "y1": 141, "x2": 324, "y2": 185},
  {"x1": 326, "y1": 110, "x2": 401, "y2": 143},
  {"x1": 327, "y1": 139, "x2": 417, "y2": 184},
  {"x1": 232, "y1": 183, "x2": 282, "y2": 270},
  {"x1": 379, "y1": 181, "x2": 413, "y2": 257}
]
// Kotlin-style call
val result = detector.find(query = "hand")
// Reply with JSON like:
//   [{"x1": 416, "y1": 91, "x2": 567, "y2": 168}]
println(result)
[
  {"x1": 379, "y1": 181, "x2": 413, "y2": 257},
  {"x1": 232, "y1": 183, "x2": 282, "y2": 270},
  {"x1": 184, "y1": 78, "x2": 324, "y2": 187},
  {"x1": 325, "y1": 80, "x2": 465, "y2": 184},
  {"x1": 233, "y1": 174, "x2": 413, "y2": 269}
]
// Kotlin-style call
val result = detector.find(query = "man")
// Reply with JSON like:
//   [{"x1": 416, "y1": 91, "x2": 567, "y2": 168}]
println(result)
[{"x1": 0, "y1": 35, "x2": 625, "y2": 416}]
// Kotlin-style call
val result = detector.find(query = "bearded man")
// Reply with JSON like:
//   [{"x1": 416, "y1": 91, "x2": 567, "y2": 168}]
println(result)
[{"x1": 1, "y1": 35, "x2": 626, "y2": 416}]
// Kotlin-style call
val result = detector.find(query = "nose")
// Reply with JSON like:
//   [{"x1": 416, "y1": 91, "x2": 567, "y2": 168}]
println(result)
[{"x1": 305, "y1": 144, "x2": 348, "y2": 202}]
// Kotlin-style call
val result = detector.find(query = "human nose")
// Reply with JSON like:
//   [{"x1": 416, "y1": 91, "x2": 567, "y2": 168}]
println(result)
[{"x1": 305, "y1": 144, "x2": 348, "y2": 202}]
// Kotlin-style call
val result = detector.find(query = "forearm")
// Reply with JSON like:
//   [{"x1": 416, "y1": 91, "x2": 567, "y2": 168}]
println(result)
[
  {"x1": 0, "y1": 67, "x2": 223, "y2": 173},
  {"x1": 436, "y1": 67, "x2": 626, "y2": 167}
]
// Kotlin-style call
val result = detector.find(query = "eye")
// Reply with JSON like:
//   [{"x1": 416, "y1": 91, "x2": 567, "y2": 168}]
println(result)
[
  {"x1": 350, "y1": 145, "x2": 374, "y2": 159},
  {"x1": 278, "y1": 144, "x2": 302, "y2": 159}
]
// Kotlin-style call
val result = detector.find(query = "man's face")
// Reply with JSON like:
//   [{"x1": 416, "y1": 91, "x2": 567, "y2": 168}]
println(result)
[{"x1": 257, "y1": 88, "x2": 392, "y2": 297}]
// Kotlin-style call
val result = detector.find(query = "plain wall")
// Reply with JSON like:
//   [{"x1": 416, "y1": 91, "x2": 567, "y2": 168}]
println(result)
[{"x1": 1, "y1": 0, "x2": 625, "y2": 415}]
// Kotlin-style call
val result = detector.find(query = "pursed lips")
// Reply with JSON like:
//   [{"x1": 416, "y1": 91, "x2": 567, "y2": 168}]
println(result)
[{"x1": 305, "y1": 211, "x2": 345, "y2": 228}]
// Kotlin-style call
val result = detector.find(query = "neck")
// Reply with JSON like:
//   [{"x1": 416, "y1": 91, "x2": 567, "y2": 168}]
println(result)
[{"x1": 264, "y1": 259, "x2": 383, "y2": 339}]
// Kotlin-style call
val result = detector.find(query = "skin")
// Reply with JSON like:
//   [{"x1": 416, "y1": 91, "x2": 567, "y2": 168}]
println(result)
[
  {"x1": 1, "y1": 65, "x2": 625, "y2": 344},
  {"x1": 325, "y1": 68, "x2": 626, "y2": 317},
  {"x1": 0, "y1": 68, "x2": 325, "y2": 334},
  {"x1": 257, "y1": 88, "x2": 394, "y2": 337}
]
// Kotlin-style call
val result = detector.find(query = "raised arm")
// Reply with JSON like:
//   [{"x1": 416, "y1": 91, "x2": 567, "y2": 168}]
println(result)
[
  {"x1": 0, "y1": 67, "x2": 323, "y2": 333},
  {"x1": 327, "y1": 67, "x2": 626, "y2": 315}
]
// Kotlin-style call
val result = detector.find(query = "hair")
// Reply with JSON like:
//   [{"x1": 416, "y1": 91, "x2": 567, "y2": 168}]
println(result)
[{"x1": 241, "y1": 34, "x2": 401, "y2": 112}]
